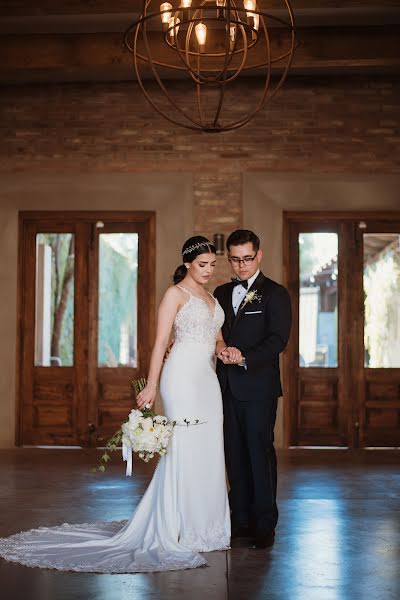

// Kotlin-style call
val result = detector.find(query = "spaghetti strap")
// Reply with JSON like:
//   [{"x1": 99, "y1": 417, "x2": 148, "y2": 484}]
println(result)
[{"x1": 176, "y1": 285, "x2": 192, "y2": 296}]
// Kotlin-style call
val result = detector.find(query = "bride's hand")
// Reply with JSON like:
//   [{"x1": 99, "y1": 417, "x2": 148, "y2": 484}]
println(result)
[
  {"x1": 217, "y1": 346, "x2": 228, "y2": 361},
  {"x1": 136, "y1": 384, "x2": 157, "y2": 410},
  {"x1": 223, "y1": 347, "x2": 243, "y2": 365}
]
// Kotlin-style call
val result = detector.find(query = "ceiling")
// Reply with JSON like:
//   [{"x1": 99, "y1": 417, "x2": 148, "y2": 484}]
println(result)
[{"x1": 1, "y1": 0, "x2": 399, "y2": 84}]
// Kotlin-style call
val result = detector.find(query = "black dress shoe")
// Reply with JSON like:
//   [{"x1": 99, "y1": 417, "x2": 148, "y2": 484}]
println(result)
[{"x1": 250, "y1": 530, "x2": 275, "y2": 549}]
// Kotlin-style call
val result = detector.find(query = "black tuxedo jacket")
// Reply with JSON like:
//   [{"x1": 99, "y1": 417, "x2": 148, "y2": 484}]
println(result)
[{"x1": 214, "y1": 272, "x2": 292, "y2": 402}]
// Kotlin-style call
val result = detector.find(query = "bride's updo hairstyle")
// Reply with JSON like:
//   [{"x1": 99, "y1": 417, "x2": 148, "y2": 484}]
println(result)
[{"x1": 173, "y1": 236, "x2": 217, "y2": 285}]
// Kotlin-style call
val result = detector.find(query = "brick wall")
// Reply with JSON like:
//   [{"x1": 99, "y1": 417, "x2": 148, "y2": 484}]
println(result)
[
  {"x1": 1, "y1": 76, "x2": 399, "y2": 285},
  {"x1": 2, "y1": 78, "x2": 399, "y2": 175}
]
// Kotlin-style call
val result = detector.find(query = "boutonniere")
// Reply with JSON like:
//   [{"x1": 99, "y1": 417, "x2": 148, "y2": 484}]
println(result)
[{"x1": 242, "y1": 289, "x2": 262, "y2": 308}]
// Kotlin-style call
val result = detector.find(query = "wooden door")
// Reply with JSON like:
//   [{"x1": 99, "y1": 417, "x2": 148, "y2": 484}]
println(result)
[
  {"x1": 354, "y1": 219, "x2": 400, "y2": 447},
  {"x1": 17, "y1": 211, "x2": 155, "y2": 447},
  {"x1": 87, "y1": 219, "x2": 155, "y2": 447},
  {"x1": 283, "y1": 212, "x2": 400, "y2": 448}
]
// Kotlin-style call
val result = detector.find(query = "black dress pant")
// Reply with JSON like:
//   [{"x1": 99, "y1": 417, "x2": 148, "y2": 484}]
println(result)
[{"x1": 222, "y1": 381, "x2": 278, "y2": 535}]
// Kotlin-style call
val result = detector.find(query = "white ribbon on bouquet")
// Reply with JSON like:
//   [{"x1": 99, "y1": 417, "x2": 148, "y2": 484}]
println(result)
[{"x1": 122, "y1": 442, "x2": 133, "y2": 476}]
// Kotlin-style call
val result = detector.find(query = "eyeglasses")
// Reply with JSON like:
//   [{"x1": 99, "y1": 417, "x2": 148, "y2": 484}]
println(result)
[{"x1": 228, "y1": 253, "x2": 257, "y2": 266}]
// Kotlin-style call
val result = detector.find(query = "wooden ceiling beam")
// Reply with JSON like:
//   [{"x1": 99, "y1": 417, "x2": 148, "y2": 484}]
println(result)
[
  {"x1": 0, "y1": 25, "x2": 399, "y2": 83},
  {"x1": 1, "y1": 7, "x2": 400, "y2": 34},
  {"x1": 2, "y1": 0, "x2": 400, "y2": 17}
]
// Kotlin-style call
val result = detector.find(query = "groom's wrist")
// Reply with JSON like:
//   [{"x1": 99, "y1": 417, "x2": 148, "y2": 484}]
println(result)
[{"x1": 238, "y1": 356, "x2": 246, "y2": 367}]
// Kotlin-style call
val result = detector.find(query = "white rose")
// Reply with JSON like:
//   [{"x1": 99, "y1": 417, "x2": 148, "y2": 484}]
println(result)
[
  {"x1": 128, "y1": 409, "x2": 143, "y2": 429},
  {"x1": 121, "y1": 422, "x2": 135, "y2": 441},
  {"x1": 156, "y1": 424, "x2": 173, "y2": 449},
  {"x1": 141, "y1": 417, "x2": 155, "y2": 433},
  {"x1": 140, "y1": 431, "x2": 157, "y2": 453}
]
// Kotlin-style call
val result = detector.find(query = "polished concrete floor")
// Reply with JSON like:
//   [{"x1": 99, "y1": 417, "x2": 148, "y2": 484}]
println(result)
[{"x1": 0, "y1": 448, "x2": 399, "y2": 600}]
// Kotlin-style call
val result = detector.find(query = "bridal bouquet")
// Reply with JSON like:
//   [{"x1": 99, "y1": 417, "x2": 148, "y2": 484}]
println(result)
[
  {"x1": 121, "y1": 404, "x2": 174, "y2": 476},
  {"x1": 96, "y1": 378, "x2": 174, "y2": 476}
]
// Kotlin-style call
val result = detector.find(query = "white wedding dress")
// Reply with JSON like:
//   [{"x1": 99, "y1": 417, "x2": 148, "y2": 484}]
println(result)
[{"x1": 0, "y1": 287, "x2": 230, "y2": 573}]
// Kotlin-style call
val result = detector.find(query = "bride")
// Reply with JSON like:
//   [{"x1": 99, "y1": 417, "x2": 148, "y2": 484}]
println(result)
[{"x1": 0, "y1": 236, "x2": 239, "y2": 573}]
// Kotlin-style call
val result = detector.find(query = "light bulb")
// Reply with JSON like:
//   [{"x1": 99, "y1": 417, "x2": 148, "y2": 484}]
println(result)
[
  {"x1": 244, "y1": 0, "x2": 256, "y2": 17},
  {"x1": 216, "y1": 0, "x2": 225, "y2": 19},
  {"x1": 160, "y1": 2, "x2": 172, "y2": 25},
  {"x1": 229, "y1": 24, "x2": 237, "y2": 47},
  {"x1": 168, "y1": 16, "x2": 180, "y2": 38},
  {"x1": 229, "y1": 25, "x2": 236, "y2": 44},
  {"x1": 250, "y1": 13, "x2": 259, "y2": 40},
  {"x1": 195, "y1": 22, "x2": 207, "y2": 48},
  {"x1": 180, "y1": 0, "x2": 192, "y2": 20}
]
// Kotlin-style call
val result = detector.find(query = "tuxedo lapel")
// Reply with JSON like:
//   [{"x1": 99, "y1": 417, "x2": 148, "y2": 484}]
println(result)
[
  {"x1": 224, "y1": 284, "x2": 235, "y2": 331},
  {"x1": 229, "y1": 272, "x2": 266, "y2": 337}
]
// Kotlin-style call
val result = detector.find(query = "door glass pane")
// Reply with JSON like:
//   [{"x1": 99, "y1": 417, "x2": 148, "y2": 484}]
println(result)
[
  {"x1": 364, "y1": 233, "x2": 400, "y2": 368},
  {"x1": 299, "y1": 233, "x2": 338, "y2": 367},
  {"x1": 35, "y1": 234, "x2": 74, "y2": 366},
  {"x1": 98, "y1": 233, "x2": 138, "y2": 367}
]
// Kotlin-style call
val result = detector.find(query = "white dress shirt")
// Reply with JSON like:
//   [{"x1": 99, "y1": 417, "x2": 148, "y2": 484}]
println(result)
[{"x1": 232, "y1": 269, "x2": 260, "y2": 315}]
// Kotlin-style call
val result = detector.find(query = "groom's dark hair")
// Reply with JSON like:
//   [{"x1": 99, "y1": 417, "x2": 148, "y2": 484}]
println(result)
[{"x1": 226, "y1": 229, "x2": 260, "y2": 252}]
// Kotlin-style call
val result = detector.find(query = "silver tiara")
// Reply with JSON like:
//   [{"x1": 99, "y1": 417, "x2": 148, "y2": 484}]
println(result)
[{"x1": 182, "y1": 241, "x2": 211, "y2": 256}]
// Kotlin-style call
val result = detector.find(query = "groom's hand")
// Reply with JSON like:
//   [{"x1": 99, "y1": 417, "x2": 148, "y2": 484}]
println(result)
[{"x1": 220, "y1": 346, "x2": 243, "y2": 365}]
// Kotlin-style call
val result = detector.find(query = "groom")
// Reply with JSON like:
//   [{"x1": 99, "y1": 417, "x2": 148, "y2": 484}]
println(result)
[{"x1": 214, "y1": 229, "x2": 292, "y2": 549}]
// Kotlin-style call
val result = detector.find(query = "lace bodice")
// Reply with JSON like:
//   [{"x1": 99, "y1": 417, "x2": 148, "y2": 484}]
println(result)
[{"x1": 174, "y1": 286, "x2": 225, "y2": 349}]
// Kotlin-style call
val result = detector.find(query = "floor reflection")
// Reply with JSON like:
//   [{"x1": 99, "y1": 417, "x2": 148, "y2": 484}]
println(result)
[
  {"x1": 0, "y1": 449, "x2": 399, "y2": 600},
  {"x1": 290, "y1": 501, "x2": 341, "y2": 600}
]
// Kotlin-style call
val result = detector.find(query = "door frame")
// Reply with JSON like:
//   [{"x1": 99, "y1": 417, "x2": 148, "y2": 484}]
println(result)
[
  {"x1": 15, "y1": 210, "x2": 156, "y2": 446},
  {"x1": 282, "y1": 211, "x2": 400, "y2": 449}
]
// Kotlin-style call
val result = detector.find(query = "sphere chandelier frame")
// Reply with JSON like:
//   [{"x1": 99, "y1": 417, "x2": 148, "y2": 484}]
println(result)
[{"x1": 124, "y1": 0, "x2": 297, "y2": 132}]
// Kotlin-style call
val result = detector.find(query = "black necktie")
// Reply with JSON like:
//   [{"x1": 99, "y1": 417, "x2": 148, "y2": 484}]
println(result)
[{"x1": 231, "y1": 278, "x2": 248, "y2": 290}]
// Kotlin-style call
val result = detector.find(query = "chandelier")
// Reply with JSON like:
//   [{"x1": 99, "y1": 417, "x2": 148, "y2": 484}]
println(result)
[{"x1": 124, "y1": 1, "x2": 296, "y2": 132}]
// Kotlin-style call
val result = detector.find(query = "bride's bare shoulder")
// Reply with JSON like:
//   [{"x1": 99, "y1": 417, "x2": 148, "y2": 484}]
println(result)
[{"x1": 162, "y1": 285, "x2": 187, "y2": 304}]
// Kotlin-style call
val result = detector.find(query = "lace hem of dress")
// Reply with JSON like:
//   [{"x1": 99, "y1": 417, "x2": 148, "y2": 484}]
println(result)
[
  {"x1": 179, "y1": 524, "x2": 231, "y2": 553},
  {"x1": 0, "y1": 521, "x2": 229, "y2": 573},
  {"x1": 0, "y1": 553, "x2": 207, "y2": 574}
]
